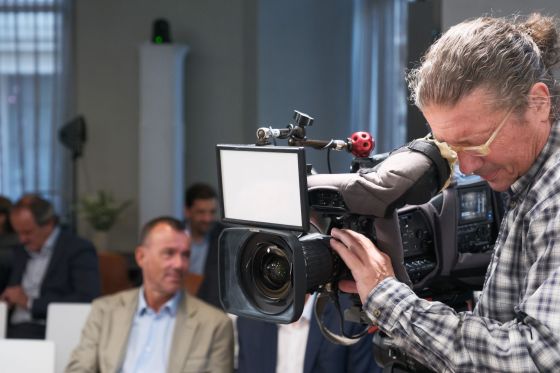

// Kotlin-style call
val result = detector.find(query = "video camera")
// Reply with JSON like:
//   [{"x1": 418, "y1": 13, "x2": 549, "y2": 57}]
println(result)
[{"x1": 216, "y1": 110, "x2": 502, "y2": 337}]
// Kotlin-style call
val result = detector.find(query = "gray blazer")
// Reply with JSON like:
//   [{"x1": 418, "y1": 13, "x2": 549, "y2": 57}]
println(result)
[{"x1": 65, "y1": 288, "x2": 234, "y2": 373}]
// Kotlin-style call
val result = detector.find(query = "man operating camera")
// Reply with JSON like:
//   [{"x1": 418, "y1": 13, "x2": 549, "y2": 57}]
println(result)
[{"x1": 331, "y1": 14, "x2": 560, "y2": 372}]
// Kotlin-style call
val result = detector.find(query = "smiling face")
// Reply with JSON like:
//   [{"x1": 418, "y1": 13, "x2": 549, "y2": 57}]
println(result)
[
  {"x1": 424, "y1": 85, "x2": 552, "y2": 192},
  {"x1": 135, "y1": 222, "x2": 191, "y2": 300},
  {"x1": 185, "y1": 198, "x2": 217, "y2": 238}
]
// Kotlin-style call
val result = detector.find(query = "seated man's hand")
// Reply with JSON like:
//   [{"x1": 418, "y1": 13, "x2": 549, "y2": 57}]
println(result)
[
  {"x1": 0, "y1": 286, "x2": 29, "y2": 309},
  {"x1": 330, "y1": 228, "x2": 395, "y2": 303}
]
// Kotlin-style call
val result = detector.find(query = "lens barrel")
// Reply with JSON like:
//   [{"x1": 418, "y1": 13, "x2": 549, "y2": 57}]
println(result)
[
  {"x1": 221, "y1": 228, "x2": 343, "y2": 321},
  {"x1": 300, "y1": 235, "x2": 336, "y2": 290}
]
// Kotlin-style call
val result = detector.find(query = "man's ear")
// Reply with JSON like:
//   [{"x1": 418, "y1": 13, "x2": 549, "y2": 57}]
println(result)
[
  {"x1": 528, "y1": 82, "x2": 551, "y2": 122},
  {"x1": 135, "y1": 245, "x2": 146, "y2": 269},
  {"x1": 184, "y1": 207, "x2": 191, "y2": 220}
]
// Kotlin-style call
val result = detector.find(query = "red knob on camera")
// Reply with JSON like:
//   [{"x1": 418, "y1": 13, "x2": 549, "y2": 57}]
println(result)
[{"x1": 349, "y1": 131, "x2": 374, "y2": 158}]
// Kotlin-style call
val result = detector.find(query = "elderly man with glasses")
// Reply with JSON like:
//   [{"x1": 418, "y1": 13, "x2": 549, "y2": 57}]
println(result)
[{"x1": 330, "y1": 14, "x2": 560, "y2": 373}]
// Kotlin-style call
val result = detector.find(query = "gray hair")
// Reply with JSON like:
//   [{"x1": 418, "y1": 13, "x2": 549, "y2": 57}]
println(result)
[
  {"x1": 408, "y1": 14, "x2": 560, "y2": 120},
  {"x1": 139, "y1": 216, "x2": 186, "y2": 245}
]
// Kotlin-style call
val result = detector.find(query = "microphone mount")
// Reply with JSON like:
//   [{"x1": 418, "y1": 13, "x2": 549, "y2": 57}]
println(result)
[{"x1": 256, "y1": 110, "x2": 375, "y2": 158}]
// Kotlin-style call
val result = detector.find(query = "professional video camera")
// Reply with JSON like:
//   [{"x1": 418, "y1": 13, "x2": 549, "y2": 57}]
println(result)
[{"x1": 216, "y1": 110, "x2": 503, "y2": 364}]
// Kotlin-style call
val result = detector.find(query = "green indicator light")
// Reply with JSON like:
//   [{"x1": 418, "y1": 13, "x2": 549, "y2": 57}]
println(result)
[{"x1": 155, "y1": 36, "x2": 163, "y2": 44}]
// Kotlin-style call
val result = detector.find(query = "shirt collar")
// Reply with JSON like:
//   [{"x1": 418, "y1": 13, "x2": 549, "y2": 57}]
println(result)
[
  {"x1": 25, "y1": 226, "x2": 60, "y2": 257},
  {"x1": 184, "y1": 222, "x2": 213, "y2": 242},
  {"x1": 509, "y1": 120, "x2": 560, "y2": 199},
  {"x1": 137, "y1": 287, "x2": 182, "y2": 317}
]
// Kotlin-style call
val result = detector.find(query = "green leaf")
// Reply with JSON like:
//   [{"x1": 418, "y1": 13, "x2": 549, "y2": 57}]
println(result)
[{"x1": 79, "y1": 190, "x2": 132, "y2": 231}]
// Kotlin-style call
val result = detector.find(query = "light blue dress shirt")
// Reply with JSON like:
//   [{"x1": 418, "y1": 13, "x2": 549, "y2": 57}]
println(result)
[
  {"x1": 188, "y1": 237, "x2": 209, "y2": 275},
  {"x1": 11, "y1": 227, "x2": 60, "y2": 324},
  {"x1": 184, "y1": 227, "x2": 209, "y2": 275},
  {"x1": 120, "y1": 289, "x2": 181, "y2": 373}
]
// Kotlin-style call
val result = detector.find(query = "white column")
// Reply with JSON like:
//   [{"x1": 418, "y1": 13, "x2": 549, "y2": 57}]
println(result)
[{"x1": 139, "y1": 43, "x2": 189, "y2": 227}]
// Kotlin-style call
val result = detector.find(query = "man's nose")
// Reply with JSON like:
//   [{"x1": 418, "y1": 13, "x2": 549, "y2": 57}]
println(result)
[
  {"x1": 457, "y1": 152, "x2": 484, "y2": 175},
  {"x1": 171, "y1": 253, "x2": 187, "y2": 269}
]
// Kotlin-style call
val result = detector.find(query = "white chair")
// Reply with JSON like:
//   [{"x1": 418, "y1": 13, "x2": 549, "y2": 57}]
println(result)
[
  {"x1": 0, "y1": 339, "x2": 55, "y2": 373},
  {"x1": 46, "y1": 303, "x2": 92, "y2": 373},
  {"x1": 0, "y1": 301, "x2": 7, "y2": 338}
]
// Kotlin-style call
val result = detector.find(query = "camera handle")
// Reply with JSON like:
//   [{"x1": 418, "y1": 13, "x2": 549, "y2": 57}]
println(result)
[
  {"x1": 256, "y1": 110, "x2": 375, "y2": 158},
  {"x1": 311, "y1": 210, "x2": 409, "y2": 347},
  {"x1": 374, "y1": 212, "x2": 412, "y2": 286}
]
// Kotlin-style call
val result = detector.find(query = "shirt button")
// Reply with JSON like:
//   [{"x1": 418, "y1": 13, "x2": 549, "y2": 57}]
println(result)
[{"x1": 373, "y1": 309, "x2": 381, "y2": 318}]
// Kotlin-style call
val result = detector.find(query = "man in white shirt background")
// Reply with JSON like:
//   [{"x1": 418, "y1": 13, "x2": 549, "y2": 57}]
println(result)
[{"x1": 236, "y1": 293, "x2": 382, "y2": 373}]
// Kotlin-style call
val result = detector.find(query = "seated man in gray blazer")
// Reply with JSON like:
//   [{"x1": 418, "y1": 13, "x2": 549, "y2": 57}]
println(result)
[{"x1": 66, "y1": 216, "x2": 234, "y2": 373}]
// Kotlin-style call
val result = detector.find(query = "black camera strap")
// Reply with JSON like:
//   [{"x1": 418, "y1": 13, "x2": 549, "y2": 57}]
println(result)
[{"x1": 314, "y1": 292, "x2": 369, "y2": 346}]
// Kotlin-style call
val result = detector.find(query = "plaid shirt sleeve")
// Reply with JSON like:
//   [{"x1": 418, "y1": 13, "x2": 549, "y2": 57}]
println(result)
[
  {"x1": 364, "y1": 198, "x2": 560, "y2": 372},
  {"x1": 365, "y1": 279, "x2": 560, "y2": 373}
]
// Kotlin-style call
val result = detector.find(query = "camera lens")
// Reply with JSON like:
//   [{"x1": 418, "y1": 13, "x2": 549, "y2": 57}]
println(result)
[
  {"x1": 231, "y1": 230, "x2": 338, "y2": 320},
  {"x1": 261, "y1": 249, "x2": 290, "y2": 290},
  {"x1": 253, "y1": 244, "x2": 291, "y2": 300}
]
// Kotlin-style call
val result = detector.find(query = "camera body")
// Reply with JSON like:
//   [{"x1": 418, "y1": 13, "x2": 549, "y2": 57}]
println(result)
[
  {"x1": 216, "y1": 140, "x2": 502, "y2": 323},
  {"x1": 398, "y1": 174, "x2": 502, "y2": 295}
]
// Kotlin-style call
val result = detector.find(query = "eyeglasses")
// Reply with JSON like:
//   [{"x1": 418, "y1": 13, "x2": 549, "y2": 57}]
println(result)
[{"x1": 431, "y1": 107, "x2": 514, "y2": 157}]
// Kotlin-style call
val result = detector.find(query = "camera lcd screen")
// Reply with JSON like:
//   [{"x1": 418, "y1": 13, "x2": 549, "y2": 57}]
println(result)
[
  {"x1": 459, "y1": 188, "x2": 488, "y2": 223},
  {"x1": 216, "y1": 145, "x2": 309, "y2": 232}
]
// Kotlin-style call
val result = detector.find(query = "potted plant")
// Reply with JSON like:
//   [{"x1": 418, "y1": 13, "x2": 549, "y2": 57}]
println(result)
[{"x1": 80, "y1": 190, "x2": 132, "y2": 250}]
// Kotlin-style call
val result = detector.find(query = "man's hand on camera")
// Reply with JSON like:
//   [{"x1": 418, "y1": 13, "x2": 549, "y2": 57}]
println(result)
[{"x1": 330, "y1": 228, "x2": 395, "y2": 304}]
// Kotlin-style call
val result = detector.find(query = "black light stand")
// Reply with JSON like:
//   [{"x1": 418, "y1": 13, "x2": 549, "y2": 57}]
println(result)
[{"x1": 59, "y1": 115, "x2": 87, "y2": 232}]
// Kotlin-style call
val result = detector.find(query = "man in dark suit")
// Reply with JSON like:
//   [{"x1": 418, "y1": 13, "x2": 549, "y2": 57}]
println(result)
[
  {"x1": 0, "y1": 195, "x2": 100, "y2": 339},
  {"x1": 237, "y1": 293, "x2": 382, "y2": 373},
  {"x1": 184, "y1": 183, "x2": 225, "y2": 308},
  {"x1": 195, "y1": 221, "x2": 225, "y2": 308},
  {"x1": 0, "y1": 195, "x2": 18, "y2": 293}
]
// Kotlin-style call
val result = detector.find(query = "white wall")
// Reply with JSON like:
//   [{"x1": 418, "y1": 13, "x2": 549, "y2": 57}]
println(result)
[
  {"x1": 74, "y1": 0, "x2": 353, "y2": 251},
  {"x1": 75, "y1": 0, "x2": 257, "y2": 251}
]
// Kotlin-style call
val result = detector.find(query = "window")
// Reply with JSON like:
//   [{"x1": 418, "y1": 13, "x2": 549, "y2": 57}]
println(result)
[
  {"x1": 0, "y1": 0, "x2": 71, "y2": 213},
  {"x1": 350, "y1": 0, "x2": 408, "y2": 153}
]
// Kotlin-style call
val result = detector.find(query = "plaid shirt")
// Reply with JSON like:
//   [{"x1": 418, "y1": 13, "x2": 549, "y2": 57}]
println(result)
[{"x1": 365, "y1": 121, "x2": 560, "y2": 372}]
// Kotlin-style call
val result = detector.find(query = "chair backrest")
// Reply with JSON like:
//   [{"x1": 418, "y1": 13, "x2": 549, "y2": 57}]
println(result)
[
  {"x1": 184, "y1": 272, "x2": 204, "y2": 295},
  {"x1": 0, "y1": 301, "x2": 7, "y2": 338},
  {"x1": 97, "y1": 250, "x2": 133, "y2": 295},
  {"x1": 0, "y1": 339, "x2": 55, "y2": 373},
  {"x1": 46, "y1": 303, "x2": 92, "y2": 373}
]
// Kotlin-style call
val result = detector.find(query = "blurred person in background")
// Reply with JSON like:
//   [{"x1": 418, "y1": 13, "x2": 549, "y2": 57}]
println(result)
[
  {"x1": 0, "y1": 195, "x2": 18, "y2": 293},
  {"x1": 184, "y1": 182, "x2": 225, "y2": 308},
  {"x1": 237, "y1": 292, "x2": 381, "y2": 373},
  {"x1": 0, "y1": 194, "x2": 100, "y2": 338},
  {"x1": 66, "y1": 216, "x2": 233, "y2": 373}
]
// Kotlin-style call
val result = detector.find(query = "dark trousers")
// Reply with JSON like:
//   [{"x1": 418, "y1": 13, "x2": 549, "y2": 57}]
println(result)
[{"x1": 7, "y1": 322, "x2": 46, "y2": 339}]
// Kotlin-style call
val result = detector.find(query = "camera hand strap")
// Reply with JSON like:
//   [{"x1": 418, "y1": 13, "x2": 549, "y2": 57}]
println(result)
[{"x1": 314, "y1": 292, "x2": 361, "y2": 345}]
